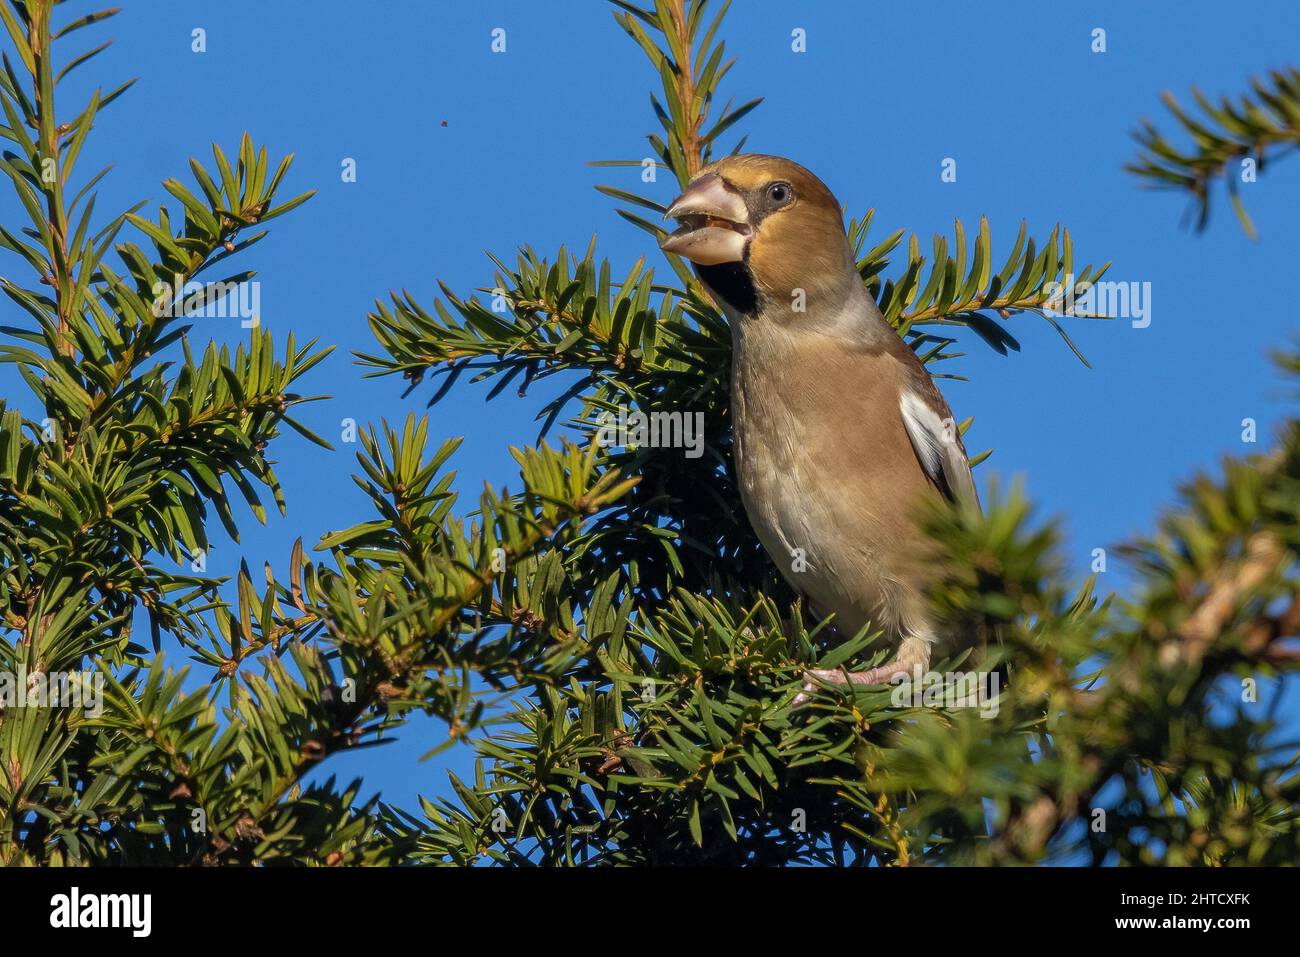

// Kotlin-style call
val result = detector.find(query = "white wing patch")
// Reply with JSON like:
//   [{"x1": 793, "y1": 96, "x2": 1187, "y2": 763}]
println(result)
[
  {"x1": 899, "y1": 390, "x2": 977, "y2": 505},
  {"x1": 899, "y1": 391, "x2": 951, "y2": 475}
]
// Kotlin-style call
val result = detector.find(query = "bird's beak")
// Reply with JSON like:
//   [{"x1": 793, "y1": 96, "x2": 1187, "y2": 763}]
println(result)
[{"x1": 659, "y1": 173, "x2": 751, "y2": 265}]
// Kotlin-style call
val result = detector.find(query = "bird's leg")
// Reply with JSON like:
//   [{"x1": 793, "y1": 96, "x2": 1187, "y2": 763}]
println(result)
[{"x1": 793, "y1": 636, "x2": 931, "y2": 707}]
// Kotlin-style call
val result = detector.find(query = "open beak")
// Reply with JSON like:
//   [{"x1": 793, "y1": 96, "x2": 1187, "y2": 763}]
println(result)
[{"x1": 659, "y1": 173, "x2": 751, "y2": 265}]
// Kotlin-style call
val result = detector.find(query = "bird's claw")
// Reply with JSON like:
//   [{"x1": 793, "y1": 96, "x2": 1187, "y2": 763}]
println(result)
[
  {"x1": 791, "y1": 665, "x2": 915, "y2": 708},
  {"x1": 791, "y1": 668, "x2": 848, "y2": 708}
]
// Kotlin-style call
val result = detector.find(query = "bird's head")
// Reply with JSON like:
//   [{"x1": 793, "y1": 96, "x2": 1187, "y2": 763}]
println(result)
[{"x1": 659, "y1": 154, "x2": 856, "y2": 316}]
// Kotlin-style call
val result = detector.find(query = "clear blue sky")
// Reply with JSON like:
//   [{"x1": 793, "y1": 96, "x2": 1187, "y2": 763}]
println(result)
[{"x1": 4, "y1": 1, "x2": 1299, "y2": 817}]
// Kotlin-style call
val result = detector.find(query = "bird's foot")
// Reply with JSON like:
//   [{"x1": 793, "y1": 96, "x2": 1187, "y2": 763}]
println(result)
[{"x1": 792, "y1": 662, "x2": 916, "y2": 708}]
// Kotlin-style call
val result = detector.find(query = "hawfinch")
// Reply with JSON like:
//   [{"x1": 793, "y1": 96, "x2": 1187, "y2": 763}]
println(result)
[{"x1": 659, "y1": 154, "x2": 980, "y2": 705}]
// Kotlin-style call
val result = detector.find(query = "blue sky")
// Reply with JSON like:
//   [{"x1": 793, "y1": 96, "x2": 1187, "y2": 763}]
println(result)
[{"x1": 4, "y1": 1, "x2": 1299, "y2": 818}]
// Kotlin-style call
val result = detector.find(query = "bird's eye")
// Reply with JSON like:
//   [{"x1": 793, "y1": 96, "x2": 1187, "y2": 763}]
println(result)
[{"x1": 766, "y1": 182, "x2": 792, "y2": 206}]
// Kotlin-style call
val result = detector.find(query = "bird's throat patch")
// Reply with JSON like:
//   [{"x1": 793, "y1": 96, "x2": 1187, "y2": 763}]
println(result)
[{"x1": 698, "y1": 261, "x2": 759, "y2": 315}]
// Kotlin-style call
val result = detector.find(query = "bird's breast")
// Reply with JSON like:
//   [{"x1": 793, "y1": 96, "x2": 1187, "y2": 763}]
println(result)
[{"x1": 730, "y1": 320, "x2": 933, "y2": 642}]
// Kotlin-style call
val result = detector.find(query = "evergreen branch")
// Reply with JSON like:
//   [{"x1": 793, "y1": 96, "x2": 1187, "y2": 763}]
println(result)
[
  {"x1": 607, "y1": 0, "x2": 746, "y2": 187},
  {"x1": 1127, "y1": 67, "x2": 1300, "y2": 238},
  {"x1": 855, "y1": 213, "x2": 1110, "y2": 368},
  {"x1": 228, "y1": 438, "x2": 636, "y2": 856}
]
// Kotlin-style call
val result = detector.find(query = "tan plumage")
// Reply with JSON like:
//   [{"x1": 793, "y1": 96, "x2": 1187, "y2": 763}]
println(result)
[{"x1": 661, "y1": 154, "x2": 980, "y2": 703}]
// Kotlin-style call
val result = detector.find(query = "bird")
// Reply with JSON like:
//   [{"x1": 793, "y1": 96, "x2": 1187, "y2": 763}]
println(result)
[{"x1": 658, "y1": 154, "x2": 981, "y2": 706}]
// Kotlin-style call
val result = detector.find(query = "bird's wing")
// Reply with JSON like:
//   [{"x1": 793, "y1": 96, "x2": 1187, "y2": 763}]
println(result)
[{"x1": 898, "y1": 383, "x2": 979, "y2": 509}]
